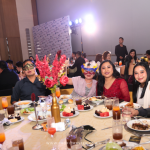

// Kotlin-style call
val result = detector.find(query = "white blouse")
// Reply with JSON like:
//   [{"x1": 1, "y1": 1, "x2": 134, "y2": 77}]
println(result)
[{"x1": 137, "y1": 86, "x2": 144, "y2": 107}]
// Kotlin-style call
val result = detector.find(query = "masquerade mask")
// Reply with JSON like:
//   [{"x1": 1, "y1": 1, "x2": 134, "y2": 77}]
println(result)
[
  {"x1": 23, "y1": 63, "x2": 34, "y2": 71},
  {"x1": 84, "y1": 70, "x2": 95, "y2": 75},
  {"x1": 81, "y1": 61, "x2": 98, "y2": 73}
]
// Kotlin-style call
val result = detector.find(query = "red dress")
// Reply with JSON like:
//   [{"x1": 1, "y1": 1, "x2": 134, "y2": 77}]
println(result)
[{"x1": 103, "y1": 78, "x2": 130, "y2": 102}]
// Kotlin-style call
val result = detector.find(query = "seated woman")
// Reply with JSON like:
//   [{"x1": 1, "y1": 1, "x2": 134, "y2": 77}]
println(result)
[
  {"x1": 67, "y1": 61, "x2": 97, "y2": 97},
  {"x1": 81, "y1": 53, "x2": 89, "y2": 62},
  {"x1": 129, "y1": 49, "x2": 138, "y2": 63},
  {"x1": 120, "y1": 55, "x2": 134, "y2": 84},
  {"x1": 103, "y1": 51, "x2": 118, "y2": 65},
  {"x1": 95, "y1": 53, "x2": 103, "y2": 63},
  {"x1": 133, "y1": 62, "x2": 150, "y2": 108},
  {"x1": 97, "y1": 60, "x2": 130, "y2": 102}
]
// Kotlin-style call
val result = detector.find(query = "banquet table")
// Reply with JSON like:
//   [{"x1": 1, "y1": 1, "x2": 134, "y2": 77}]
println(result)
[{"x1": 1, "y1": 104, "x2": 150, "y2": 150}]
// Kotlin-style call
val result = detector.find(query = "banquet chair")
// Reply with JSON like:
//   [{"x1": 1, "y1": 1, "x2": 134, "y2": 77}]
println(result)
[
  {"x1": 129, "y1": 92, "x2": 133, "y2": 103},
  {"x1": 60, "y1": 88, "x2": 73, "y2": 95},
  {"x1": 0, "y1": 96, "x2": 11, "y2": 110}
]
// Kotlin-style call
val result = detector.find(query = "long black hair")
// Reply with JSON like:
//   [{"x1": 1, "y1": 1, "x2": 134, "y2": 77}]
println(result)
[
  {"x1": 129, "y1": 49, "x2": 137, "y2": 62},
  {"x1": 124, "y1": 55, "x2": 133, "y2": 82},
  {"x1": 133, "y1": 62, "x2": 150, "y2": 103},
  {"x1": 97, "y1": 60, "x2": 120, "y2": 96}
]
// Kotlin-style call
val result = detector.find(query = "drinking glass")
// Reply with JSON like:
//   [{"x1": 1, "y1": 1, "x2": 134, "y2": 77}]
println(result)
[
  {"x1": 66, "y1": 132, "x2": 77, "y2": 149},
  {"x1": 0, "y1": 123, "x2": 6, "y2": 145},
  {"x1": 47, "y1": 116, "x2": 57, "y2": 149},
  {"x1": 12, "y1": 137, "x2": 24, "y2": 150},
  {"x1": 7, "y1": 105, "x2": 15, "y2": 115},
  {"x1": 122, "y1": 107, "x2": 131, "y2": 123},
  {"x1": 2, "y1": 97, "x2": 8, "y2": 118},
  {"x1": 55, "y1": 87, "x2": 61, "y2": 99},
  {"x1": 112, "y1": 120, "x2": 123, "y2": 142},
  {"x1": 104, "y1": 98, "x2": 112, "y2": 110},
  {"x1": 113, "y1": 98, "x2": 120, "y2": 120},
  {"x1": 119, "y1": 61, "x2": 122, "y2": 66},
  {"x1": 71, "y1": 137, "x2": 82, "y2": 150},
  {"x1": 41, "y1": 103, "x2": 48, "y2": 118}
]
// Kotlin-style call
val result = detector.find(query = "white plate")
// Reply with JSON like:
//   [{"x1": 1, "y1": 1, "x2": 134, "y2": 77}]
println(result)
[
  {"x1": 127, "y1": 119, "x2": 150, "y2": 131},
  {"x1": 10, "y1": 117, "x2": 24, "y2": 124},
  {"x1": 88, "y1": 96, "x2": 105, "y2": 104},
  {"x1": 60, "y1": 111, "x2": 79, "y2": 118},
  {"x1": 119, "y1": 102, "x2": 141, "y2": 109},
  {"x1": 59, "y1": 95, "x2": 72, "y2": 102},
  {"x1": 94, "y1": 111, "x2": 112, "y2": 119},
  {"x1": 14, "y1": 100, "x2": 32, "y2": 108},
  {"x1": 101, "y1": 142, "x2": 142, "y2": 150},
  {"x1": 28, "y1": 111, "x2": 51, "y2": 122},
  {"x1": 76, "y1": 105, "x2": 93, "y2": 112}
]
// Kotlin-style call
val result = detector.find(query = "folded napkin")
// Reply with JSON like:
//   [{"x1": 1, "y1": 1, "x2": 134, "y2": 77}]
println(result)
[
  {"x1": 51, "y1": 122, "x2": 65, "y2": 131},
  {"x1": 0, "y1": 118, "x2": 11, "y2": 126}
]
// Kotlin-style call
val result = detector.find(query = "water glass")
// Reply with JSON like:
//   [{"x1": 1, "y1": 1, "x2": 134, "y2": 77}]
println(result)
[
  {"x1": 47, "y1": 116, "x2": 55, "y2": 130},
  {"x1": 122, "y1": 108, "x2": 131, "y2": 123},
  {"x1": 112, "y1": 120, "x2": 123, "y2": 142}
]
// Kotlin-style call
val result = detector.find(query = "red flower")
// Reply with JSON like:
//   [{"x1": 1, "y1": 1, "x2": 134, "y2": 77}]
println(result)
[
  {"x1": 45, "y1": 78, "x2": 54, "y2": 88},
  {"x1": 60, "y1": 76, "x2": 69, "y2": 86},
  {"x1": 57, "y1": 50, "x2": 61, "y2": 57}
]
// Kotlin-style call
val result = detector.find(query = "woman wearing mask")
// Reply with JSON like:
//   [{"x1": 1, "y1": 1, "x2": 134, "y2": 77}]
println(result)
[{"x1": 67, "y1": 61, "x2": 97, "y2": 97}]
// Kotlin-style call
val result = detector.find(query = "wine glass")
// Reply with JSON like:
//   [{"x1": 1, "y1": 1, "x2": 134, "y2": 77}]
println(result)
[
  {"x1": 55, "y1": 87, "x2": 61, "y2": 99},
  {"x1": 0, "y1": 123, "x2": 6, "y2": 147},
  {"x1": 47, "y1": 116, "x2": 57, "y2": 149},
  {"x1": 41, "y1": 103, "x2": 48, "y2": 118},
  {"x1": 2, "y1": 97, "x2": 8, "y2": 118}
]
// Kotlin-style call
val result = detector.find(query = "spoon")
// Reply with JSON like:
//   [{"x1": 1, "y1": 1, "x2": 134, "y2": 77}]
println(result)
[
  {"x1": 133, "y1": 117, "x2": 147, "y2": 126},
  {"x1": 86, "y1": 138, "x2": 110, "y2": 148}
]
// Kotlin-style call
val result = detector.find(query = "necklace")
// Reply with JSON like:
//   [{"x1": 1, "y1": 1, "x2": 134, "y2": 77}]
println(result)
[{"x1": 86, "y1": 81, "x2": 92, "y2": 85}]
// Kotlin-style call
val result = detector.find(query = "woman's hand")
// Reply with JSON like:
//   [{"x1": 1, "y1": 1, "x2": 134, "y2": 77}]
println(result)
[{"x1": 122, "y1": 107, "x2": 139, "y2": 117}]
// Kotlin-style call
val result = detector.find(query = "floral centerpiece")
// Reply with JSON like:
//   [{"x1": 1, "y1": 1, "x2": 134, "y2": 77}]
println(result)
[{"x1": 35, "y1": 50, "x2": 69, "y2": 93}]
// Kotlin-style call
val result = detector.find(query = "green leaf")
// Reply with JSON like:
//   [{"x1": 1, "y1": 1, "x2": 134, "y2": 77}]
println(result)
[{"x1": 45, "y1": 76, "x2": 48, "y2": 80}]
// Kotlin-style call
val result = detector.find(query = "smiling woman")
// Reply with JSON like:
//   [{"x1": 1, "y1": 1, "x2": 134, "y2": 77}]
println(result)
[
  {"x1": 97, "y1": 60, "x2": 130, "y2": 102},
  {"x1": 133, "y1": 62, "x2": 150, "y2": 108},
  {"x1": 67, "y1": 61, "x2": 98, "y2": 97}
]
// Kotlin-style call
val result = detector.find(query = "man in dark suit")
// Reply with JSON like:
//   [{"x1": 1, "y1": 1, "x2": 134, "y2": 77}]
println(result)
[
  {"x1": 69, "y1": 51, "x2": 85, "y2": 76},
  {"x1": 0, "y1": 60, "x2": 19, "y2": 90},
  {"x1": 115, "y1": 37, "x2": 128, "y2": 65}
]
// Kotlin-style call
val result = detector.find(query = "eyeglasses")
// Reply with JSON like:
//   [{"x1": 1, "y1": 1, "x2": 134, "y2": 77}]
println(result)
[{"x1": 23, "y1": 63, "x2": 34, "y2": 71}]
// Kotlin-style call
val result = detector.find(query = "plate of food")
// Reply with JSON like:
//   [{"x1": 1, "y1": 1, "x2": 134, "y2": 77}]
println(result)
[
  {"x1": 58, "y1": 98, "x2": 73, "y2": 105},
  {"x1": 59, "y1": 95, "x2": 72, "y2": 102},
  {"x1": 60, "y1": 107, "x2": 79, "y2": 118},
  {"x1": 94, "y1": 107, "x2": 112, "y2": 118},
  {"x1": 8, "y1": 114, "x2": 24, "y2": 124},
  {"x1": 20, "y1": 108, "x2": 35, "y2": 114},
  {"x1": 89, "y1": 96, "x2": 106, "y2": 104},
  {"x1": 14, "y1": 100, "x2": 32, "y2": 108},
  {"x1": 127, "y1": 119, "x2": 150, "y2": 131},
  {"x1": 28, "y1": 111, "x2": 51, "y2": 122},
  {"x1": 101, "y1": 142, "x2": 145, "y2": 150},
  {"x1": 76, "y1": 103, "x2": 93, "y2": 111},
  {"x1": 119, "y1": 102, "x2": 141, "y2": 109}
]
